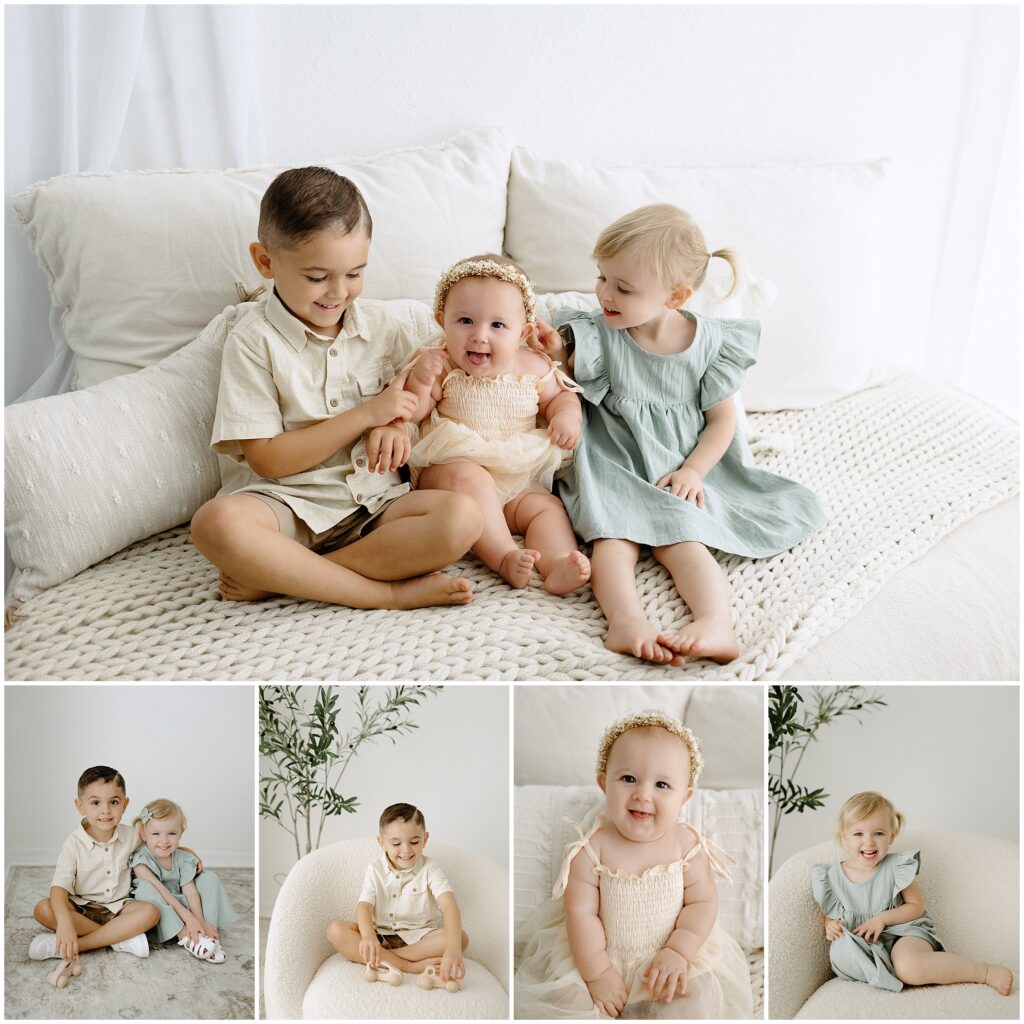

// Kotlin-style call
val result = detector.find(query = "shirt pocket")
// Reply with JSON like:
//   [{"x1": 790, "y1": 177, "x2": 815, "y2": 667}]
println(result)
[
  {"x1": 396, "y1": 881, "x2": 431, "y2": 921},
  {"x1": 354, "y1": 358, "x2": 393, "y2": 397}
]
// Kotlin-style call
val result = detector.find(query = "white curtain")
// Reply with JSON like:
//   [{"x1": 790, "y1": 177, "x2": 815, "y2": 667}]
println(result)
[{"x1": 5, "y1": 4, "x2": 266, "y2": 405}]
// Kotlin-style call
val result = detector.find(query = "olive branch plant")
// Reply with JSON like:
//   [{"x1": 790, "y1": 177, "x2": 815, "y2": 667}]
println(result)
[
  {"x1": 259, "y1": 685, "x2": 441, "y2": 861},
  {"x1": 768, "y1": 685, "x2": 887, "y2": 875}
]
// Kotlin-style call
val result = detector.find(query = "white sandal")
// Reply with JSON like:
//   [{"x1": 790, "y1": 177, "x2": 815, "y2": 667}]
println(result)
[{"x1": 178, "y1": 932, "x2": 225, "y2": 964}]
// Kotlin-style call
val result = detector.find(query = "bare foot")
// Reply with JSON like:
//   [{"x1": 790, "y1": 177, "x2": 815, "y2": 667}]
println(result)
[
  {"x1": 605, "y1": 616, "x2": 686, "y2": 666},
  {"x1": 542, "y1": 551, "x2": 592, "y2": 596},
  {"x1": 499, "y1": 548, "x2": 539, "y2": 589},
  {"x1": 399, "y1": 955, "x2": 442, "y2": 975},
  {"x1": 218, "y1": 572, "x2": 272, "y2": 602},
  {"x1": 984, "y1": 964, "x2": 1013, "y2": 996},
  {"x1": 660, "y1": 615, "x2": 739, "y2": 664},
  {"x1": 391, "y1": 574, "x2": 474, "y2": 610}
]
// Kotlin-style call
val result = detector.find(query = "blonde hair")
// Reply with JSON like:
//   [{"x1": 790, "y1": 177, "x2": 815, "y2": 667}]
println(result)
[
  {"x1": 433, "y1": 253, "x2": 537, "y2": 325},
  {"x1": 596, "y1": 709, "x2": 704, "y2": 788},
  {"x1": 836, "y1": 791, "x2": 904, "y2": 842},
  {"x1": 133, "y1": 797, "x2": 187, "y2": 836},
  {"x1": 593, "y1": 203, "x2": 741, "y2": 300}
]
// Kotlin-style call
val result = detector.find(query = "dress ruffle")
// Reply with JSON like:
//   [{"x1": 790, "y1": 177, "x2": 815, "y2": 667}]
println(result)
[{"x1": 698, "y1": 320, "x2": 759, "y2": 410}]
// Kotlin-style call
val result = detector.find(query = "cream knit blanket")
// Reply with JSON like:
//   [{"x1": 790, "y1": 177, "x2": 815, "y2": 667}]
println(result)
[{"x1": 4, "y1": 372, "x2": 1017, "y2": 681}]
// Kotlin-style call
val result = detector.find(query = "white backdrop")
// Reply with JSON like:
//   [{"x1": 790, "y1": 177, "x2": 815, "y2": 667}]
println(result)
[
  {"x1": 259, "y1": 684, "x2": 509, "y2": 913},
  {"x1": 771, "y1": 685, "x2": 1020, "y2": 872},
  {"x1": 4, "y1": 3, "x2": 1018, "y2": 416},
  {"x1": 4, "y1": 684, "x2": 254, "y2": 866}
]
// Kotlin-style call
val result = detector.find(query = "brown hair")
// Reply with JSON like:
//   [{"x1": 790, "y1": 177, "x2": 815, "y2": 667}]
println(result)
[
  {"x1": 379, "y1": 802, "x2": 426, "y2": 833},
  {"x1": 77, "y1": 765, "x2": 126, "y2": 796},
  {"x1": 258, "y1": 166, "x2": 372, "y2": 250}
]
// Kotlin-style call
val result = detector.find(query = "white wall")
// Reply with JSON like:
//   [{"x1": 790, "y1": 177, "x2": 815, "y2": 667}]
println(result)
[
  {"x1": 259, "y1": 684, "x2": 509, "y2": 912},
  {"x1": 4, "y1": 684, "x2": 254, "y2": 866},
  {"x1": 771, "y1": 685, "x2": 1019, "y2": 872}
]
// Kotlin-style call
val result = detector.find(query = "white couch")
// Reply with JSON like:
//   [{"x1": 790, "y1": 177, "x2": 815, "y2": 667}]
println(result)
[
  {"x1": 769, "y1": 831, "x2": 1019, "y2": 1019},
  {"x1": 5, "y1": 128, "x2": 1018, "y2": 680},
  {"x1": 263, "y1": 838, "x2": 508, "y2": 1019}
]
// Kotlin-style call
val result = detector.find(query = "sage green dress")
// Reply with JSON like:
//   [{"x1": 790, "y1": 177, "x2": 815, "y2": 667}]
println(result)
[
  {"x1": 554, "y1": 308, "x2": 825, "y2": 554},
  {"x1": 129, "y1": 848, "x2": 239, "y2": 943},
  {"x1": 811, "y1": 850, "x2": 944, "y2": 991}
]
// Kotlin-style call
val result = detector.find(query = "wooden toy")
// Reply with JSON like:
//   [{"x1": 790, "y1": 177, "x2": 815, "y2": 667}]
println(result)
[
  {"x1": 363, "y1": 962, "x2": 403, "y2": 986},
  {"x1": 416, "y1": 963, "x2": 463, "y2": 992},
  {"x1": 47, "y1": 959, "x2": 82, "y2": 989}
]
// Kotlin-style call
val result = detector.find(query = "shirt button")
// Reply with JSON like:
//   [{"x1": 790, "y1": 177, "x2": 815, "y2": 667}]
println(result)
[
  {"x1": 330, "y1": 398, "x2": 339, "y2": 408},
  {"x1": 329, "y1": 348, "x2": 337, "y2": 357},
  {"x1": 355, "y1": 458, "x2": 365, "y2": 468},
  {"x1": 355, "y1": 493, "x2": 364, "y2": 502}
]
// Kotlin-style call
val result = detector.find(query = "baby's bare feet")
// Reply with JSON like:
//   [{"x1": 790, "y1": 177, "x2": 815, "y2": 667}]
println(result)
[
  {"x1": 218, "y1": 572, "x2": 272, "y2": 602},
  {"x1": 660, "y1": 615, "x2": 738, "y2": 664},
  {"x1": 542, "y1": 551, "x2": 592, "y2": 596},
  {"x1": 984, "y1": 964, "x2": 1013, "y2": 996},
  {"x1": 605, "y1": 617, "x2": 686, "y2": 666},
  {"x1": 392, "y1": 574, "x2": 473, "y2": 610},
  {"x1": 499, "y1": 548, "x2": 539, "y2": 589}
]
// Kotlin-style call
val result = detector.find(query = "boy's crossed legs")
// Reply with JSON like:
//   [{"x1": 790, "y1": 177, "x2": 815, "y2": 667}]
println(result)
[
  {"x1": 32, "y1": 898, "x2": 160, "y2": 958},
  {"x1": 326, "y1": 919, "x2": 469, "y2": 975}
]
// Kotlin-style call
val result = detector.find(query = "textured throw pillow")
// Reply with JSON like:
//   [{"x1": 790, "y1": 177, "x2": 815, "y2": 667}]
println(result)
[
  {"x1": 506, "y1": 147, "x2": 889, "y2": 411},
  {"x1": 514, "y1": 784, "x2": 763, "y2": 954},
  {"x1": 13, "y1": 128, "x2": 513, "y2": 389}
]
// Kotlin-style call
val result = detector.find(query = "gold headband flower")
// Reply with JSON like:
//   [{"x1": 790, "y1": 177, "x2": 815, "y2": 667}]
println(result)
[
  {"x1": 433, "y1": 257, "x2": 537, "y2": 325},
  {"x1": 596, "y1": 709, "x2": 704, "y2": 788}
]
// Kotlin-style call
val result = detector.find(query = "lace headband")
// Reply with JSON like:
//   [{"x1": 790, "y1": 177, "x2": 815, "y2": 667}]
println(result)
[
  {"x1": 596, "y1": 709, "x2": 704, "y2": 788},
  {"x1": 433, "y1": 257, "x2": 537, "y2": 325}
]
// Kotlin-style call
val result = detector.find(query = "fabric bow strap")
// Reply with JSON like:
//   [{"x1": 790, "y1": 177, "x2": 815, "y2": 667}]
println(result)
[{"x1": 552, "y1": 816, "x2": 603, "y2": 898}]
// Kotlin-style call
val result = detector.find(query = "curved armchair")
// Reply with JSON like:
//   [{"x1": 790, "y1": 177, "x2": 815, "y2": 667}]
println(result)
[
  {"x1": 769, "y1": 831, "x2": 1018, "y2": 1019},
  {"x1": 264, "y1": 839, "x2": 508, "y2": 1019}
]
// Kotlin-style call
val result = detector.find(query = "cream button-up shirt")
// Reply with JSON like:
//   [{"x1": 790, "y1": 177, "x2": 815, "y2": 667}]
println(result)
[
  {"x1": 211, "y1": 291, "x2": 421, "y2": 533},
  {"x1": 50, "y1": 821, "x2": 136, "y2": 913},
  {"x1": 358, "y1": 852, "x2": 453, "y2": 943}
]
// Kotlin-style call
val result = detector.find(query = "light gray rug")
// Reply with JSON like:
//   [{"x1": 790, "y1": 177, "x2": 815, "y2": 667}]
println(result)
[{"x1": 5, "y1": 865, "x2": 255, "y2": 1019}]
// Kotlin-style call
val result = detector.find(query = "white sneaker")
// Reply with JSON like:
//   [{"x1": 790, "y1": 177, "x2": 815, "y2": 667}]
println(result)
[
  {"x1": 112, "y1": 933, "x2": 150, "y2": 958},
  {"x1": 28, "y1": 933, "x2": 59, "y2": 960}
]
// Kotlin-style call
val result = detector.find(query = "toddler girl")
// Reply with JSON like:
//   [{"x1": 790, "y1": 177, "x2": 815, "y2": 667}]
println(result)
[
  {"x1": 129, "y1": 799, "x2": 239, "y2": 963},
  {"x1": 402, "y1": 254, "x2": 591, "y2": 595},
  {"x1": 536, "y1": 204, "x2": 824, "y2": 665},
  {"x1": 812, "y1": 791, "x2": 1012, "y2": 995},
  {"x1": 515, "y1": 710, "x2": 752, "y2": 1018}
]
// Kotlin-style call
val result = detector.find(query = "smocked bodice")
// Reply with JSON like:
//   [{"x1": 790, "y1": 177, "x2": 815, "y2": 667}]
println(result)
[{"x1": 433, "y1": 370, "x2": 541, "y2": 440}]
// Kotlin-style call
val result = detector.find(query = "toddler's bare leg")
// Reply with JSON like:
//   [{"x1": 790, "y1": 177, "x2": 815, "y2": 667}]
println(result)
[
  {"x1": 652, "y1": 541, "x2": 738, "y2": 664},
  {"x1": 74, "y1": 902, "x2": 160, "y2": 952},
  {"x1": 390, "y1": 928, "x2": 469, "y2": 965},
  {"x1": 420, "y1": 463, "x2": 538, "y2": 588},
  {"x1": 892, "y1": 937, "x2": 1013, "y2": 994},
  {"x1": 191, "y1": 493, "x2": 475, "y2": 610},
  {"x1": 504, "y1": 487, "x2": 590, "y2": 596},
  {"x1": 592, "y1": 539, "x2": 683, "y2": 665},
  {"x1": 325, "y1": 919, "x2": 365, "y2": 962}
]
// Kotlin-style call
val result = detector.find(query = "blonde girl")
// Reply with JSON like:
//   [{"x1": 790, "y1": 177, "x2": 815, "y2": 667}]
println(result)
[
  {"x1": 129, "y1": 799, "x2": 239, "y2": 964},
  {"x1": 534, "y1": 204, "x2": 824, "y2": 665},
  {"x1": 812, "y1": 792, "x2": 1012, "y2": 995}
]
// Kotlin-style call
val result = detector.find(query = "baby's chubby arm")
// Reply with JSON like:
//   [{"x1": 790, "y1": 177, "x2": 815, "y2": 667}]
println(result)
[
  {"x1": 402, "y1": 348, "x2": 447, "y2": 423},
  {"x1": 518, "y1": 348, "x2": 582, "y2": 451},
  {"x1": 656, "y1": 398, "x2": 736, "y2": 508},
  {"x1": 436, "y1": 890, "x2": 466, "y2": 982},
  {"x1": 852, "y1": 880, "x2": 926, "y2": 944},
  {"x1": 564, "y1": 841, "x2": 627, "y2": 1017}
]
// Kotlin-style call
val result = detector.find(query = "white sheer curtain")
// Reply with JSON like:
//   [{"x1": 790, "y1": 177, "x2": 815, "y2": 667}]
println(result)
[{"x1": 5, "y1": 4, "x2": 266, "y2": 405}]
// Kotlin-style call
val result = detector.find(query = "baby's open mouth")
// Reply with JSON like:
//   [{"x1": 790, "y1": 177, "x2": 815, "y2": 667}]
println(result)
[
  {"x1": 466, "y1": 351, "x2": 490, "y2": 366},
  {"x1": 629, "y1": 810, "x2": 653, "y2": 821}
]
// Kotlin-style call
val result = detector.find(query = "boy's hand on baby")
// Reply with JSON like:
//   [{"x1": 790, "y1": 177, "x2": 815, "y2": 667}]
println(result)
[
  {"x1": 525, "y1": 319, "x2": 562, "y2": 356},
  {"x1": 366, "y1": 382, "x2": 419, "y2": 426},
  {"x1": 586, "y1": 966, "x2": 628, "y2": 1017},
  {"x1": 366, "y1": 424, "x2": 411, "y2": 472},
  {"x1": 656, "y1": 466, "x2": 704, "y2": 508},
  {"x1": 644, "y1": 947, "x2": 688, "y2": 1003},
  {"x1": 852, "y1": 914, "x2": 886, "y2": 944},
  {"x1": 547, "y1": 410, "x2": 581, "y2": 450},
  {"x1": 824, "y1": 917, "x2": 844, "y2": 941},
  {"x1": 359, "y1": 935, "x2": 382, "y2": 968}
]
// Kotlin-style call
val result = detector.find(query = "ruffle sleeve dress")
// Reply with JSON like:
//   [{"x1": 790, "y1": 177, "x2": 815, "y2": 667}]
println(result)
[
  {"x1": 407, "y1": 347, "x2": 580, "y2": 505},
  {"x1": 553, "y1": 309, "x2": 824, "y2": 555},
  {"x1": 514, "y1": 816, "x2": 753, "y2": 1019},
  {"x1": 811, "y1": 850, "x2": 944, "y2": 991}
]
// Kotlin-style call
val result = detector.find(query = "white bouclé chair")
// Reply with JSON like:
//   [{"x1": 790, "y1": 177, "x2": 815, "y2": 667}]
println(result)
[
  {"x1": 263, "y1": 839, "x2": 508, "y2": 1019},
  {"x1": 769, "y1": 831, "x2": 1019, "y2": 1019}
]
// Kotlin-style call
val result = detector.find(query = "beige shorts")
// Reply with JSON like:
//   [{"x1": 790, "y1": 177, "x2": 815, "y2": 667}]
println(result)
[
  {"x1": 248, "y1": 493, "x2": 396, "y2": 553},
  {"x1": 71, "y1": 899, "x2": 134, "y2": 925}
]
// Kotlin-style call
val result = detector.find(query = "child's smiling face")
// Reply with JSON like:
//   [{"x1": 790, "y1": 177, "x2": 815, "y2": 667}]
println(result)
[
  {"x1": 144, "y1": 815, "x2": 184, "y2": 861},
  {"x1": 250, "y1": 226, "x2": 370, "y2": 338},
  {"x1": 436, "y1": 277, "x2": 529, "y2": 377},
  {"x1": 841, "y1": 812, "x2": 894, "y2": 868},
  {"x1": 595, "y1": 251, "x2": 691, "y2": 331},
  {"x1": 598, "y1": 726, "x2": 693, "y2": 843},
  {"x1": 75, "y1": 780, "x2": 128, "y2": 836},
  {"x1": 378, "y1": 817, "x2": 429, "y2": 871}
]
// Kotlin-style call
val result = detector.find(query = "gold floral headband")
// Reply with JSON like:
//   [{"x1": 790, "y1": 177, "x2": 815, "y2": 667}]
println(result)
[
  {"x1": 596, "y1": 709, "x2": 704, "y2": 788},
  {"x1": 433, "y1": 257, "x2": 537, "y2": 325}
]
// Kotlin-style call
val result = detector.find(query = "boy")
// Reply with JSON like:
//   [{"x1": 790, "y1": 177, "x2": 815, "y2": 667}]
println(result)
[
  {"x1": 191, "y1": 167, "x2": 482, "y2": 609},
  {"x1": 30, "y1": 766, "x2": 161, "y2": 962},
  {"x1": 326, "y1": 803, "x2": 468, "y2": 982}
]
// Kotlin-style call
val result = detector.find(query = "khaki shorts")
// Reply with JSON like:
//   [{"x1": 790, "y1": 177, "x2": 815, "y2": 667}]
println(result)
[
  {"x1": 248, "y1": 493, "x2": 396, "y2": 553},
  {"x1": 71, "y1": 899, "x2": 134, "y2": 926},
  {"x1": 375, "y1": 932, "x2": 408, "y2": 950}
]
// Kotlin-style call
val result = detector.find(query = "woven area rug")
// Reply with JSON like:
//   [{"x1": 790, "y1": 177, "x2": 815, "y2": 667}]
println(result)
[{"x1": 5, "y1": 371, "x2": 1017, "y2": 681}]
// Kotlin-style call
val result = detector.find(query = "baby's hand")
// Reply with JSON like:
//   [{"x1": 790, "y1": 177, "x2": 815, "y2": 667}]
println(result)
[
  {"x1": 525, "y1": 318, "x2": 562, "y2": 356},
  {"x1": 546, "y1": 409, "x2": 582, "y2": 450},
  {"x1": 409, "y1": 349, "x2": 447, "y2": 389},
  {"x1": 644, "y1": 947, "x2": 688, "y2": 1003},
  {"x1": 359, "y1": 934, "x2": 382, "y2": 968},
  {"x1": 852, "y1": 914, "x2": 886, "y2": 944},
  {"x1": 365, "y1": 380, "x2": 419, "y2": 426},
  {"x1": 366, "y1": 423, "x2": 411, "y2": 472},
  {"x1": 440, "y1": 949, "x2": 465, "y2": 983},
  {"x1": 586, "y1": 965, "x2": 628, "y2": 1017},
  {"x1": 824, "y1": 916, "x2": 844, "y2": 941},
  {"x1": 656, "y1": 466, "x2": 704, "y2": 508}
]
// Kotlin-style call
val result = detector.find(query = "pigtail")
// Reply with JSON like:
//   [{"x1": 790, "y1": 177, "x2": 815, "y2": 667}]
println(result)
[
  {"x1": 708, "y1": 248, "x2": 742, "y2": 302},
  {"x1": 892, "y1": 809, "x2": 905, "y2": 840}
]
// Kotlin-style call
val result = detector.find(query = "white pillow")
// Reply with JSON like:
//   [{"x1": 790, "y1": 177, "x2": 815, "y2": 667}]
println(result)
[
  {"x1": 506, "y1": 147, "x2": 889, "y2": 411},
  {"x1": 514, "y1": 785, "x2": 763, "y2": 954},
  {"x1": 13, "y1": 128, "x2": 512, "y2": 390}
]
